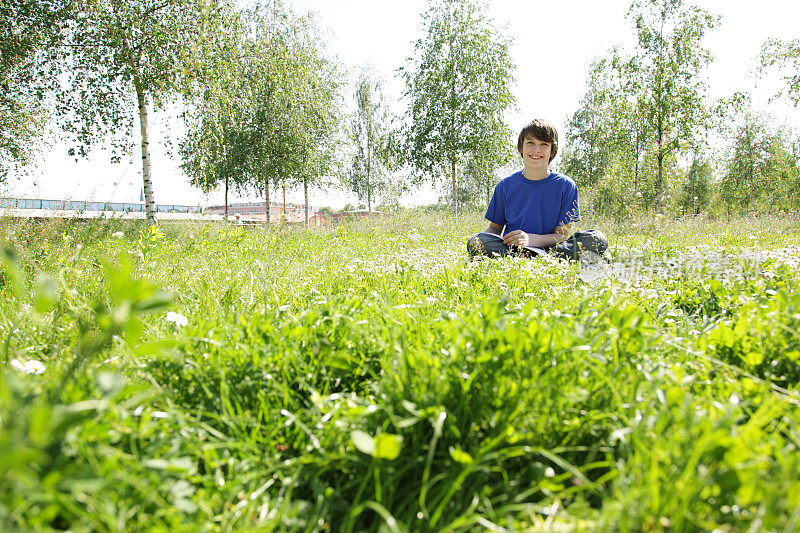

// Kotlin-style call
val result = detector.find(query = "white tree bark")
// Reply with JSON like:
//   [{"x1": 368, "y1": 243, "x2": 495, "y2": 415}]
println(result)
[
  {"x1": 303, "y1": 176, "x2": 309, "y2": 227},
  {"x1": 135, "y1": 77, "x2": 156, "y2": 223},
  {"x1": 264, "y1": 175, "x2": 270, "y2": 227}
]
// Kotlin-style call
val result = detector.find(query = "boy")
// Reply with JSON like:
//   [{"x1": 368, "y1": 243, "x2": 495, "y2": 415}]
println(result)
[{"x1": 466, "y1": 119, "x2": 607, "y2": 261}]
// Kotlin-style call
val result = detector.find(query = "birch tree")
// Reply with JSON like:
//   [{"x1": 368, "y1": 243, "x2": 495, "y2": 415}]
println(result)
[
  {"x1": 717, "y1": 93, "x2": 800, "y2": 212},
  {"x1": 760, "y1": 38, "x2": 800, "y2": 107},
  {"x1": 0, "y1": 0, "x2": 69, "y2": 180},
  {"x1": 180, "y1": 4, "x2": 258, "y2": 222},
  {"x1": 400, "y1": 0, "x2": 515, "y2": 215},
  {"x1": 56, "y1": 0, "x2": 230, "y2": 223},
  {"x1": 249, "y1": 8, "x2": 340, "y2": 227},
  {"x1": 626, "y1": 0, "x2": 717, "y2": 198},
  {"x1": 562, "y1": 56, "x2": 627, "y2": 189},
  {"x1": 290, "y1": 52, "x2": 341, "y2": 226},
  {"x1": 180, "y1": 2, "x2": 340, "y2": 227},
  {"x1": 345, "y1": 72, "x2": 391, "y2": 213}
]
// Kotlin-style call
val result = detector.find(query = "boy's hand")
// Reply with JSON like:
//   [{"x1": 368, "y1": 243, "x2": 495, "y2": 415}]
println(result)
[{"x1": 503, "y1": 230, "x2": 529, "y2": 247}]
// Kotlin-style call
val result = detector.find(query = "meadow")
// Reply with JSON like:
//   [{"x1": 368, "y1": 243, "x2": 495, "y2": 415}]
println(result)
[{"x1": 2, "y1": 211, "x2": 800, "y2": 531}]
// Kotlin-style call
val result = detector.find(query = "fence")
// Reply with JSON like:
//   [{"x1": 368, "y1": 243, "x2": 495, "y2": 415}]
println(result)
[{"x1": 0, "y1": 198, "x2": 203, "y2": 214}]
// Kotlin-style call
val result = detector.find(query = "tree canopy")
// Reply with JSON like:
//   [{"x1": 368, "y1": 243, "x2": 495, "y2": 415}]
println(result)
[
  {"x1": 0, "y1": 0, "x2": 69, "y2": 181},
  {"x1": 760, "y1": 38, "x2": 800, "y2": 107},
  {"x1": 180, "y1": 1, "x2": 341, "y2": 225},
  {"x1": 4, "y1": 0, "x2": 799, "y2": 220},
  {"x1": 627, "y1": 0, "x2": 717, "y2": 196},
  {"x1": 344, "y1": 72, "x2": 392, "y2": 213},
  {"x1": 563, "y1": 0, "x2": 718, "y2": 214},
  {"x1": 36, "y1": 0, "x2": 232, "y2": 222},
  {"x1": 400, "y1": 0, "x2": 515, "y2": 215}
]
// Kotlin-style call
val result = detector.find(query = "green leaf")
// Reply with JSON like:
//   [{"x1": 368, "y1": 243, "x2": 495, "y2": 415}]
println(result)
[
  {"x1": 134, "y1": 290, "x2": 173, "y2": 313},
  {"x1": 33, "y1": 274, "x2": 58, "y2": 313},
  {"x1": 563, "y1": 386, "x2": 589, "y2": 404},
  {"x1": 373, "y1": 433, "x2": 403, "y2": 460},
  {"x1": 132, "y1": 338, "x2": 180, "y2": 357},
  {"x1": 448, "y1": 445, "x2": 473, "y2": 464},
  {"x1": 28, "y1": 404, "x2": 53, "y2": 446},
  {"x1": 351, "y1": 431, "x2": 403, "y2": 460},
  {"x1": 745, "y1": 351, "x2": 764, "y2": 366},
  {"x1": 0, "y1": 246, "x2": 25, "y2": 297},
  {"x1": 351, "y1": 430, "x2": 374, "y2": 456},
  {"x1": 144, "y1": 457, "x2": 195, "y2": 473},
  {"x1": 97, "y1": 372, "x2": 125, "y2": 396},
  {"x1": 709, "y1": 324, "x2": 735, "y2": 348}
]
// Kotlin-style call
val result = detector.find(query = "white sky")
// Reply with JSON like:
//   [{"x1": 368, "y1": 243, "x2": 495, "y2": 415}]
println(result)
[{"x1": 4, "y1": 0, "x2": 799, "y2": 209}]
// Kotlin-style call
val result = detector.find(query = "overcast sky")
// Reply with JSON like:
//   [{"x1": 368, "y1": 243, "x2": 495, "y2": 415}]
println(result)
[{"x1": 4, "y1": 0, "x2": 799, "y2": 209}]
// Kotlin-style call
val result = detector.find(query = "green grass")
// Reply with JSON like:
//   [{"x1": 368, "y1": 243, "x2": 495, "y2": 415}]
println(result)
[{"x1": 2, "y1": 211, "x2": 800, "y2": 531}]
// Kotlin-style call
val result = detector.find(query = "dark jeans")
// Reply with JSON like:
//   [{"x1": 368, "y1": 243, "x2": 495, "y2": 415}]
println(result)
[{"x1": 466, "y1": 229, "x2": 608, "y2": 261}]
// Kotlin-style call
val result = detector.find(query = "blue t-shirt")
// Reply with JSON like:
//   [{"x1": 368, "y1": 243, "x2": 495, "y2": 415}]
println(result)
[{"x1": 485, "y1": 170, "x2": 580, "y2": 235}]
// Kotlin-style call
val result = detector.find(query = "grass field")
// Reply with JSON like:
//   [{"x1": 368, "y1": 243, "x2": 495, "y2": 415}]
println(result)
[{"x1": 2, "y1": 211, "x2": 800, "y2": 531}]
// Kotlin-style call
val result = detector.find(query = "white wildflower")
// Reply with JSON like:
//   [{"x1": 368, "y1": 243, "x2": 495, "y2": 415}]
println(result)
[
  {"x1": 408, "y1": 231, "x2": 424, "y2": 243},
  {"x1": 166, "y1": 311, "x2": 189, "y2": 327},
  {"x1": 10, "y1": 358, "x2": 46, "y2": 375},
  {"x1": 112, "y1": 231, "x2": 124, "y2": 238}
]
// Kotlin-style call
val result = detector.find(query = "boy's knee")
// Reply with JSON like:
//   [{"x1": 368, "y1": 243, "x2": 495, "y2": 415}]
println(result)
[
  {"x1": 551, "y1": 229, "x2": 609, "y2": 261},
  {"x1": 466, "y1": 234, "x2": 484, "y2": 257},
  {"x1": 467, "y1": 233, "x2": 509, "y2": 258},
  {"x1": 577, "y1": 229, "x2": 608, "y2": 254}
]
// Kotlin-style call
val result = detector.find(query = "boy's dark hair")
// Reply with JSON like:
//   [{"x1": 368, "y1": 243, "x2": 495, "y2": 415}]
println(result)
[{"x1": 517, "y1": 119, "x2": 559, "y2": 162}]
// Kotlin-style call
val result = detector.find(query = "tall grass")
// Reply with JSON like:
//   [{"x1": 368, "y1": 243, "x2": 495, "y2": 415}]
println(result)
[{"x1": 1, "y1": 212, "x2": 800, "y2": 531}]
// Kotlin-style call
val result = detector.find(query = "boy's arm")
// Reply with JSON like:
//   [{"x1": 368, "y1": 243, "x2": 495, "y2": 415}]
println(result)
[
  {"x1": 503, "y1": 223, "x2": 573, "y2": 248},
  {"x1": 484, "y1": 221, "x2": 503, "y2": 235}
]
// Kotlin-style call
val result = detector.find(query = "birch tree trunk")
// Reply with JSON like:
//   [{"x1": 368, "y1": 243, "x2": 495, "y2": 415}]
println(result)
[
  {"x1": 451, "y1": 158, "x2": 458, "y2": 217},
  {"x1": 264, "y1": 175, "x2": 270, "y2": 227},
  {"x1": 303, "y1": 176, "x2": 309, "y2": 227},
  {"x1": 367, "y1": 132, "x2": 372, "y2": 213},
  {"x1": 657, "y1": 113, "x2": 664, "y2": 198},
  {"x1": 224, "y1": 174, "x2": 229, "y2": 223},
  {"x1": 134, "y1": 77, "x2": 156, "y2": 223}
]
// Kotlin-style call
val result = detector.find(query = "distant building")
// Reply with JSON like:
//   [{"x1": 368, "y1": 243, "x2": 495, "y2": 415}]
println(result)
[
  {"x1": 309, "y1": 213, "x2": 327, "y2": 227},
  {"x1": 0, "y1": 197, "x2": 202, "y2": 214},
  {"x1": 328, "y1": 210, "x2": 390, "y2": 223},
  {"x1": 204, "y1": 201, "x2": 325, "y2": 225},
  {"x1": 0, "y1": 197, "x2": 394, "y2": 226}
]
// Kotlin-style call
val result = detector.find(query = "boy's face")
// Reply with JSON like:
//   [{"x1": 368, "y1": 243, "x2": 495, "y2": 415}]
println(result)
[{"x1": 520, "y1": 135, "x2": 552, "y2": 173}]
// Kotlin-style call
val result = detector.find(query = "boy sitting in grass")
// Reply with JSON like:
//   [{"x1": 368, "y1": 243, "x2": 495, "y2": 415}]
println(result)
[{"x1": 467, "y1": 118, "x2": 608, "y2": 262}]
